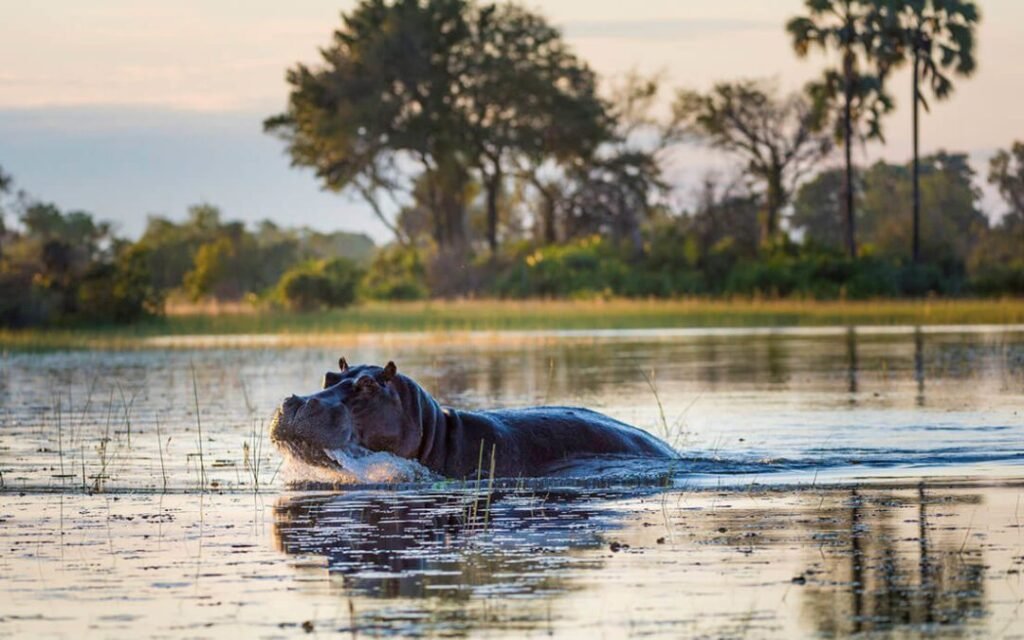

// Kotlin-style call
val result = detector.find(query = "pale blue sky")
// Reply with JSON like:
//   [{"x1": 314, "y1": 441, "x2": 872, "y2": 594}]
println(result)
[{"x1": 1, "y1": 1, "x2": 1021, "y2": 240}]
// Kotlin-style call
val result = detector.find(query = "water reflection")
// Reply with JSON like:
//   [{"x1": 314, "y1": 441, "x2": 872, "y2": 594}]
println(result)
[
  {"x1": 273, "y1": 490, "x2": 615, "y2": 600},
  {"x1": 915, "y1": 328, "x2": 927, "y2": 407},
  {"x1": 269, "y1": 484, "x2": 1003, "y2": 638},
  {"x1": 800, "y1": 487, "x2": 986, "y2": 635},
  {"x1": 846, "y1": 327, "x2": 859, "y2": 400}
]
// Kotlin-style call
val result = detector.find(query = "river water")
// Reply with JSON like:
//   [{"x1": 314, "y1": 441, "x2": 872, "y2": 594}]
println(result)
[{"x1": 2, "y1": 326, "x2": 1023, "y2": 637}]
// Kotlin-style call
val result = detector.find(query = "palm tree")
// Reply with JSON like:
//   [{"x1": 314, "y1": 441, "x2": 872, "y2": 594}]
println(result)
[
  {"x1": 889, "y1": 0, "x2": 979, "y2": 264},
  {"x1": 788, "y1": 0, "x2": 895, "y2": 259}
]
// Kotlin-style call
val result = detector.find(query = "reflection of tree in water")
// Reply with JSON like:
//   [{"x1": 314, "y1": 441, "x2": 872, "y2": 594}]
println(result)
[
  {"x1": 393, "y1": 329, "x2": 1018, "y2": 415},
  {"x1": 801, "y1": 487, "x2": 986, "y2": 635},
  {"x1": 272, "y1": 490, "x2": 615, "y2": 605},
  {"x1": 915, "y1": 328, "x2": 926, "y2": 407},
  {"x1": 846, "y1": 327, "x2": 859, "y2": 401}
]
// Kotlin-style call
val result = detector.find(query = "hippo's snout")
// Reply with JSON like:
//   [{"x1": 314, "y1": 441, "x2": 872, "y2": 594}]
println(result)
[{"x1": 269, "y1": 392, "x2": 355, "y2": 466}]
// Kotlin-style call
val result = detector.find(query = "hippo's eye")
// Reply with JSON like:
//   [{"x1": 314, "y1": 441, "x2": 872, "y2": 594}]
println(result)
[{"x1": 356, "y1": 376, "x2": 380, "y2": 393}]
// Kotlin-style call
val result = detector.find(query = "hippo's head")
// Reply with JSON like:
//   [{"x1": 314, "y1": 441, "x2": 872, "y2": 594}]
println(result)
[{"x1": 270, "y1": 358, "x2": 423, "y2": 469}]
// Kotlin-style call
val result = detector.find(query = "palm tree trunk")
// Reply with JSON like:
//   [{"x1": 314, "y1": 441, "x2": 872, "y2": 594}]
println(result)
[
  {"x1": 485, "y1": 169, "x2": 501, "y2": 255},
  {"x1": 912, "y1": 52, "x2": 921, "y2": 265},
  {"x1": 843, "y1": 52, "x2": 856, "y2": 259}
]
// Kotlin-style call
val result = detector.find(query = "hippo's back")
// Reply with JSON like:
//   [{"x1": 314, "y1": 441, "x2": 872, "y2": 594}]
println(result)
[{"x1": 478, "y1": 405, "x2": 678, "y2": 461}]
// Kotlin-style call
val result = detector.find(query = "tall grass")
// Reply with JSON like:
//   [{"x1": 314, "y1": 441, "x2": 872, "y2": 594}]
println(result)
[
  {"x1": 3, "y1": 298, "x2": 1024, "y2": 350},
  {"x1": 190, "y1": 363, "x2": 207, "y2": 490}
]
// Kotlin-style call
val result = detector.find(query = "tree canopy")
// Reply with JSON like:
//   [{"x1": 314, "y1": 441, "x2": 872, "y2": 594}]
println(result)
[
  {"x1": 674, "y1": 81, "x2": 831, "y2": 246},
  {"x1": 265, "y1": 0, "x2": 610, "y2": 256}
]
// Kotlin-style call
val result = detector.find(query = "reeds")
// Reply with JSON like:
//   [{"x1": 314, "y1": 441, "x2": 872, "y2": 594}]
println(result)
[
  {"x1": 155, "y1": 416, "x2": 168, "y2": 491},
  {"x1": 243, "y1": 418, "x2": 266, "y2": 493},
  {"x1": 465, "y1": 440, "x2": 498, "y2": 530},
  {"x1": 190, "y1": 362, "x2": 207, "y2": 490}
]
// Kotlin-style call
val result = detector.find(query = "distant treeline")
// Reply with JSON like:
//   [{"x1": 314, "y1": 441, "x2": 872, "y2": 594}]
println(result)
[
  {"x1": 259, "y1": 0, "x2": 1020, "y2": 302},
  {"x1": 0, "y1": 185, "x2": 376, "y2": 326},
  {"x1": 1, "y1": 144, "x2": 1022, "y2": 329},
  {"x1": 3, "y1": 0, "x2": 1023, "y2": 327}
]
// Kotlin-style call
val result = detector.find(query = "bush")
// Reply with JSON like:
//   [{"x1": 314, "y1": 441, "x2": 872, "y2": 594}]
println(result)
[
  {"x1": 276, "y1": 257, "x2": 362, "y2": 311},
  {"x1": 76, "y1": 245, "x2": 163, "y2": 322},
  {"x1": 493, "y1": 236, "x2": 625, "y2": 298},
  {"x1": 360, "y1": 245, "x2": 428, "y2": 300},
  {"x1": 725, "y1": 252, "x2": 908, "y2": 299}
]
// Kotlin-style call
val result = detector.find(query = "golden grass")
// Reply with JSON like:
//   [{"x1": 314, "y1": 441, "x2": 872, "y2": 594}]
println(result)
[{"x1": 2, "y1": 297, "x2": 1023, "y2": 351}]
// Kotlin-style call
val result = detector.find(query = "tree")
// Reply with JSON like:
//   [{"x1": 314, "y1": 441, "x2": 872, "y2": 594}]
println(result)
[
  {"x1": 0, "y1": 165, "x2": 12, "y2": 250},
  {"x1": 457, "y1": 3, "x2": 609, "y2": 255},
  {"x1": 266, "y1": 0, "x2": 470, "y2": 248},
  {"x1": 860, "y1": 152, "x2": 984, "y2": 269},
  {"x1": 791, "y1": 168, "x2": 855, "y2": 250},
  {"x1": 266, "y1": 0, "x2": 609, "y2": 258},
  {"x1": 988, "y1": 141, "x2": 1024, "y2": 226},
  {"x1": 887, "y1": 0, "x2": 980, "y2": 264},
  {"x1": 0, "y1": 165, "x2": 11, "y2": 229},
  {"x1": 674, "y1": 80, "x2": 831, "y2": 247},
  {"x1": 276, "y1": 257, "x2": 362, "y2": 311},
  {"x1": 512, "y1": 75, "x2": 676, "y2": 256},
  {"x1": 968, "y1": 142, "x2": 1024, "y2": 293},
  {"x1": 788, "y1": 0, "x2": 896, "y2": 258},
  {"x1": 685, "y1": 176, "x2": 761, "y2": 283}
]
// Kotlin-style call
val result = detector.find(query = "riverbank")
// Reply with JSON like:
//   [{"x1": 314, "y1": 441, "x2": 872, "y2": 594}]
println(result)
[{"x1": 3, "y1": 297, "x2": 1024, "y2": 350}]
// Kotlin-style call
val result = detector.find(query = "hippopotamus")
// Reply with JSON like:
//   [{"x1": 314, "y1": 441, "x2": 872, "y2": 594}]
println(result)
[{"x1": 270, "y1": 358, "x2": 678, "y2": 479}]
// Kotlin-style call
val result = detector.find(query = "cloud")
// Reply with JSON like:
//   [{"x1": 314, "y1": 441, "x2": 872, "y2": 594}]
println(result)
[{"x1": 563, "y1": 18, "x2": 775, "y2": 41}]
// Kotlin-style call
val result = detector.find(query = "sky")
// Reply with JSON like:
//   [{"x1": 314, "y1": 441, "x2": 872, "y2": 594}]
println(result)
[{"x1": 1, "y1": 0, "x2": 1022, "y2": 242}]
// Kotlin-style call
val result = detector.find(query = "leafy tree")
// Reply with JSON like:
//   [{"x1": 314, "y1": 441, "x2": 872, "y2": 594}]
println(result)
[
  {"x1": 0, "y1": 165, "x2": 11, "y2": 234},
  {"x1": 525, "y1": 75, "x2": 679, "y2": 255},
  {"x1": 559, "y1": 151, "x2": 663, "y2": 257},
  {"x1": 791, "y1": 168, "x2": 854, "y2": 250},
  {"x1": 0, "y1": 166, "x2": 15, "y2": 257},
  {"x1": 969, "y1": 141, "x2": 1024, "y2": 293},
  {"x1": 860, "y1": 152, "x2": 985, "y2": 271},
  {"x1": 788, "y1": 0, "x2": 896, "y2": 257},
  {"x1": 360, "y1": 244, "x2": 428, "y2": 300},
  {"x1": 674, "y1": 81, "x2": 831, "y2": 246},
  {"x1": 457, "y1": 3, "x2": 609, "y2": 254},
  {"x1": 683, "y1": 177, "x2": 761, "y2": 285},
  {"x1": 266, "y1": 0, "x2": 608, "y2": 257},
  {"x1": 266, "y1": 0, "x2": 469, "y2": 246},
  {"x1": 77, "y1": 243, "x2": 163, "y2": 322},
  {"x1": 884, "y1": 0, "x2": 980, "y2": 264},
  {"x1": 277, "y1": 257, "x2": 362, "y2": 311},
  {"x1": 988, "y1": 141, "x2": 1024, "y2": 225}
]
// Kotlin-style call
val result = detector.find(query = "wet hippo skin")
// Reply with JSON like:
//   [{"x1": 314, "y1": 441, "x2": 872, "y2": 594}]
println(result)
[{"x1": 270, "y1": 359, "x2": 678, "y2": 479}]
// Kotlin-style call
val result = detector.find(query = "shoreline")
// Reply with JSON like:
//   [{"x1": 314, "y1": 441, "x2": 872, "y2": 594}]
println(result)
[{"x1": 3, "y1": 297, "x2": 1024, "y2": 350}]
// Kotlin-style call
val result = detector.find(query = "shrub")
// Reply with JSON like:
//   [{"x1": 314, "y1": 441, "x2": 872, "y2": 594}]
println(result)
[
  {"x1": 76, "y1": 245, "x2": 163, "y2": 323},
  {"x1": 360, "y1": 245, "x2": 428, "y2": 300},
  {"x1": 276, "y1": 257, "x2": 364, "y2": 311},
  {"x1": 276, "y1": 257, "x2": 362, "y2": 311}
]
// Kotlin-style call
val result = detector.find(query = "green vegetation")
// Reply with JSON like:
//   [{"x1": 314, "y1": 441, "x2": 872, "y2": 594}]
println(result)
[
  {"x1": 0, "y1": 195, "x2": 375, "y2": 327},
  {"x1": 276, "y1": 257, "x2": 363, "y2": 311},
  {"x1": 1, "y1": 0, "x2": 1016, "y2": 335}
]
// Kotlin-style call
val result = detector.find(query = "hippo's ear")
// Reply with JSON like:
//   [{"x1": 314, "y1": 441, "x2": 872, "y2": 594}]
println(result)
[
  {"x1": 383, "y1": 361, "x2": 397, "y2": 383},
  {"x1": 338, "y1": 357, "x2": 349, "y2": 372},
  {"x1": 323, "y1": 371, "x2": 343, "y2": 389}
]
